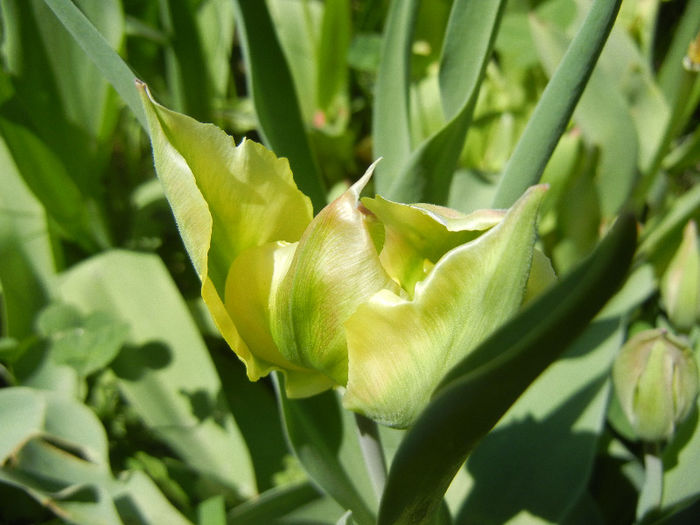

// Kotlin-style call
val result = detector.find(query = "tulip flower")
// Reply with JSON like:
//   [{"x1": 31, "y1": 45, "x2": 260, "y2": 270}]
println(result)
[{"x1": 138, "y1": 82, "x2": 554, "y2": 428}]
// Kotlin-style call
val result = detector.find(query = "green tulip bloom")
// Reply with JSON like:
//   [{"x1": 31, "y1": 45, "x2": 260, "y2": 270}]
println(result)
[{"x1": 138, "y1": 82, "x2": 554, "y2": 428}]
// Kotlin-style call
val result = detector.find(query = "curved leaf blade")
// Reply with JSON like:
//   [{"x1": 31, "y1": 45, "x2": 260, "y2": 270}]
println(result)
[
  {"x1": 378, "y1": 214, "x2": 637, "y2": 525},
  {"x1": 372, "y1": 0, "x2": 418, "y2": 195},
  {"x1": 492, "y1": 0, "x2": 622, "y2": 208},
  {"x1": 231, "y1": 0, "x2": 326, "y2": 212},
  {"x1": 40, "y1": 0, "x2": 146, "y2": 128}
]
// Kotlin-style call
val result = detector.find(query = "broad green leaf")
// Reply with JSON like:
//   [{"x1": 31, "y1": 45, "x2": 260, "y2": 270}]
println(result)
[
  {"x1": 231, "y1": 0, "x2": 326, "y2": 211},
  {"x1": 33, "y1": 0, "x2": 123, "y2": 138},
  {"x1": 372, "y1": 0, "x2": 418, "y2": 195},
  {"x1": 274, "y1": 377, "x2": 376, "y2": 525},
  {"x1": 344, "y1": 186, "x2": 546, "y2": 428},
  {"x1": 56, "y1": 250, "x2": 256, "y2": 496},
  {"x1": 0, "y1": 135, "x2": 54, "y2": 339},
  {"x1": 0, "y1": 388, "x2": 192, "y2": 525},
  {"x1": 492, "y1": 0, "x2": 622, "y2": 208},
  {"x1": 39, "y1": 0, "x2": 146, "y2": 128},
  {"x1": 377, "y1": 213, "x2": 637, "y2": 525},
  {"x1": 0, "y1": 388, "x2": 44, "y2": 464},
  {"x1": 206, "y1": 345, "x2": 289, "y2": 492},
  {"x1": 455, "y1": 319, "x2": 623, "y2": 523},
  {"x1": 36, "y1": 303, "x2": 129, "y2": 378}
]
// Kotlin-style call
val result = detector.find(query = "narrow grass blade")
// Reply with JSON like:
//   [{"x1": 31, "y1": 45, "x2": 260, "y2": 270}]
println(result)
[
  {"x1": 492, "y1": 0, "x2": 622, "y2": 208},
  {"x1": 387, "y1": 0, "x2": 506, "y2": 205},
  {"x1": 372, "y1": 0, "x2": 418, "y2": 195},
  {"x1": 40, "y1": 0, "x2": 146, "y2": 129},
  {"x1": 378, "y1": 213, "x2": 637, "y2": 525},
  {"x1": 231, "y1": 0, "x2": 326, "y2": 212}
]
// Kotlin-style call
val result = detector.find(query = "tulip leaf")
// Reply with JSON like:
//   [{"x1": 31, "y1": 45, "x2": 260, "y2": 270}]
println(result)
[
  {"x1": 230, "y1": 0, "x2": 326, "y2": 211},
  {"x1": 0, "y1": 387, "x2": 192, "y2": 525},
  {"x1": 344, "y1": 186, "x2": 547, "y2": 428},
  {"x1": 377, "y1": 213, "x2": 637, "y2": 525},
  {"x1": 39, "y1": 0, "x2": 146, "y2": 129},
  {"x1": 492, "y1": 0, "x2": 622, "y2": 208},
  {"x1": 227, "y1": 481, "x2": 323, "y2": 524},
  {"x1": 0, "y1": 136, "x2": 54, "y2": 339},
  {"x1": 530, "y1": 14, "x2": 639, "y2": 219},
  {"x1": 274, "y1": 378, "x2": 376, "y2": 525},
  {"x1": 372, "y1": 0, "x2": 418, "y2": 195},
  {"x1": 56, "y1": 250, "x2": 256, "y2": 496},
  {"x1": 386, "y1": 0, "x2": 506, "y2": 205}
]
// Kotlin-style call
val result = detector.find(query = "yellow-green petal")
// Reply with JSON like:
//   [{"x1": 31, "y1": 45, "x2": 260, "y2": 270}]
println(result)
[
  {"x1": 224, "y1": 241, "x2": 334, "y2": 397},
  {"x1": 361, "y1": 195, "x2": 504, "y2": 296},
  {"x1": 137, "y1": 82, "x2": 313, "y2": 296},
  {"x1": 271, "y1": 162, "x2": 401, "y2": 385},
  {"x1": 523, "y1": 248, "x2": 557, "y2": 305},
  {"x1": 343, "y1": 185, "x2": 547, "y2": 428}
]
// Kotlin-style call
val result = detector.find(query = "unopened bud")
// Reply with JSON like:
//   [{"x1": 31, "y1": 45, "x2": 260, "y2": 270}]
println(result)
[
  {"x1": 661, "y1": 221, "x2": 700, "y2": 332},
  {"x1": 612, "y1": 329, "x2": 698, "y2": 442}
]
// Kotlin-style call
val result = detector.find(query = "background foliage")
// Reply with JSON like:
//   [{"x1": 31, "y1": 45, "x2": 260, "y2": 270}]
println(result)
[{"x1": 0, "y1": 0, "x2": 699, "y2": 524}]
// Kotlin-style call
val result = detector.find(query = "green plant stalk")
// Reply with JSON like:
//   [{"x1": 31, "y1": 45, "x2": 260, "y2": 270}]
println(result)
[
  {"x1": 354, "y1": 413, "x2": 388, "y2": 502},
  {"x1": 492, "y1": 0, "x2": 622, "y2": 208},
  {"x1": 637, "y1": 444, "x2": 664, "y2": 522}
]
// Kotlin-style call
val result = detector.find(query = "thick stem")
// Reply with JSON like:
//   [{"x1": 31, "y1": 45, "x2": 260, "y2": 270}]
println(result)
[
  {"x1": 354, "y1": 413, "x2": 388, "y2": 501},
  {"x1": 637, "y1": 443, "x2": 664, "y2": 522}
]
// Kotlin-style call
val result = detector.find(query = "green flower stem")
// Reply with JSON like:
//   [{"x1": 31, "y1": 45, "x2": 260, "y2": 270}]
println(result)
[
  {"x1": 637, "y1": 443, "x2": 663, "y2": 522},
  {"x1": 354, "y1": 413, "x2": 388, "y2": 501}
]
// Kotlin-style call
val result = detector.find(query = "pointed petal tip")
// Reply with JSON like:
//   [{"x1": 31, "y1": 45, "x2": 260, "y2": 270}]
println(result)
[{"x1": 350, "y1": 158, "x2": 383, "y2": 198}]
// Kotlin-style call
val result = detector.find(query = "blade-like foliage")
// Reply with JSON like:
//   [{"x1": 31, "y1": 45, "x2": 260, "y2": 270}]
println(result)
[
  {"x1": 386, "y1": 0, "x2": 507, "y2": 205},
  {"x1": 492, "y1": 0, "x2": 622, "y2": 208},
  {"x1": 231, "y1": 0, "x2": 326, "y2": 211},
  {"x1": 40, "y1": 0, "x2": 146, "y2": 128}
]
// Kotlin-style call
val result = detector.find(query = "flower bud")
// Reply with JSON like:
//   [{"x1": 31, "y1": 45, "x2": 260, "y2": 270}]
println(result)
[
  {"x1": 661, "y1": 220, "x2": 700, "y2": 332},
  {"x1": 612, "y1": 329, "x2": 699, "y2": 442}
]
